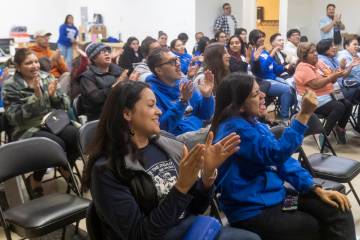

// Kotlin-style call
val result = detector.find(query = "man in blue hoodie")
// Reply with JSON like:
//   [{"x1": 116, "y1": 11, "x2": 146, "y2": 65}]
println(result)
[{"x1": 146, "y1": 48, "x2": 215, "y2": 135}]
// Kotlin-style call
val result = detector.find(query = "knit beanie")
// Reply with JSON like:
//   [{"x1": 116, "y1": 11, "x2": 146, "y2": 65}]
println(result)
[{"x1": 85, "y1": 42, "x2": 111, "y2": 60}]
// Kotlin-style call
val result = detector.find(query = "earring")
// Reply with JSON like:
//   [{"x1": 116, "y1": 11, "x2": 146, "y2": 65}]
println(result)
[{"x1": 129, "y1": 128, "x2": 135, "y2": 136}]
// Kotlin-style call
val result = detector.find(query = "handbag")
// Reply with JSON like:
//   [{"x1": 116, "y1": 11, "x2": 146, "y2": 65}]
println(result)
[{"x1": 41, "y1": 110, "x2": 71, "y2": 134}]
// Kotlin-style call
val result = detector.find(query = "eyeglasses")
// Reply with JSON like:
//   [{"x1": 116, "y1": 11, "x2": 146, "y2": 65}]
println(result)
[
  {"x1": 99, "y1": 49, "x2": 111, "y2": 55},
  {"x1": 157, "y1": 57, "x2": 180, "y2": 67}
]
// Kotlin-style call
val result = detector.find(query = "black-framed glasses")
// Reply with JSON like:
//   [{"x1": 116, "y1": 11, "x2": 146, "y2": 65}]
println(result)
[{"x1": 157, "y1": 57, "x2": 180, "y2": 67}]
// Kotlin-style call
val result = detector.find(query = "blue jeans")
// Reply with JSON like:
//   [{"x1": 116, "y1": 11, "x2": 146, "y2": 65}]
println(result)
[
  {"x1": 164, "y1": 215, "x2": 261, "y2": 240},
  {"x1": 58, "y1": 43, "x2": 73, "y2": 70},
  {"x1": 265, "y1": 79, "x2": 295, "y2": 119}
]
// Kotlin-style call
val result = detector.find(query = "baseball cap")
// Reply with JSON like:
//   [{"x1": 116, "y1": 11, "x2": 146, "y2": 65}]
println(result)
[{"x1": 34, "y1": 30, "x2": 52, "y2": 38}]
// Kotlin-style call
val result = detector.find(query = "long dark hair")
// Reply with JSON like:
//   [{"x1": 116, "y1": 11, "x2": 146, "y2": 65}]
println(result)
[
  {"x1": 64, "y1": 14, "x2": 73, "y2": 25},
  {"x1": 227, "y1": 35, "x2": 246, "y2": 57},
  {"x1": 204, "y1": 43, "x2": 230, "y2": 92},
  {"x1": 210, "y1": 73, "x2": 255, "y2": 135},
  {"x1": 82, "y1": 80, "x2": 150, "y2": 192}
]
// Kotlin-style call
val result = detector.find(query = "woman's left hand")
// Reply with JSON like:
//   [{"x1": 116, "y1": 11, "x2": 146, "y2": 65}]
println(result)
[
  {"x1": 48, "y1": 80, "x2": 58, "y2": 97},
  {"x1": 198, "y1": 70, "x2": 214, "y2": 98},
  {"x1": 314, "y1": 187, "x2": 351, "y2": 212},
  {"x1": 202, "y1": 131, "x2": 240, "y2": 187}
]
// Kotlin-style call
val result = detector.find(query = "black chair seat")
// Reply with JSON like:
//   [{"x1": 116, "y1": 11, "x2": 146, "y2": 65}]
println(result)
[
  {"x1": 4, "y1": 193, "x2": 90, "y2": 238},
  {"x1": 313, "y1": 178, "x2": 345, "y2": 194},
  {"x1": 308, "y1": 153, "x2": 360, "y2": 182}
]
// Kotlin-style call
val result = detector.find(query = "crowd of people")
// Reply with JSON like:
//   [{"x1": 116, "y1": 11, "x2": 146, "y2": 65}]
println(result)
[{"x1": 1, "y1": 2, "x2": 360, "y2": 240}]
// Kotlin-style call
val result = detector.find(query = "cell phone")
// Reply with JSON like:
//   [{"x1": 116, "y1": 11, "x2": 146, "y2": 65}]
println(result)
[{"x1": 282, "y1": 194, "x2": 298, "y2": 211}]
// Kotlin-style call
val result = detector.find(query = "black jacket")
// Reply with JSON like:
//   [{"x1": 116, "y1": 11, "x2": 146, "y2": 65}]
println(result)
[
  {"x1": 118, "y1": 48, "x2": 143, "y2": 75},
  {"x1": 79, "y1": 64, "x2": 122, "y2": 121},
  {"x1": 90, "y1": 135, "x2": 214, "y2": 240}
]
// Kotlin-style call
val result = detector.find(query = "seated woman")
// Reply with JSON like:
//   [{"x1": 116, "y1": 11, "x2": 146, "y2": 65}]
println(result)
[
  {"x1": 2, "y1": 48, "x2": 79, "y2": 198},
  {"x1": 317, "y1": 38, "x2": 360, "y2": 131},
  {"x1": 249, "y1": 29, "x2": 296, "y2": 124},
  {"x1": 295, "y1": 42, "x2": 353, "y2": 144},
  {"x1": 269, "y1": 33, "x2": 295, "y2": 79},
  {"x1": 82, "y1": 80, "x2": 261, "y2": 240},
  {"x1": 79, "y1": 42, "x2": 123, "y2": 121},
  {"x1": 119, "y1": 37, "x2": 143, "y2": 75},
  {"x1": 337, "y1": 34, "x2": 360, "y2": 82},
  {"x1": 227, "y1": 35, "x2": 250, "y2": 73},
  {"x1": 211, "y1": 72, "x2": 356, "y2": 240},
  {"x1": 214, "y1": 30, "x2": 227, "y2": 45},
  {"x1": 192, "y1": 36, "x2": 210, "y2": 67},
  {"x1": 170, "y1": 39, "x2": 192, "y2": 75},
  {"x1": 193, "y1": 43, "x2": 230, "y2": 94}
]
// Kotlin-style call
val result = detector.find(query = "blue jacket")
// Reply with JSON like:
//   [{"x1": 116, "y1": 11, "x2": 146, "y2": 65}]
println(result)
[
  {"x1": 214, "y1": 117, "x2": 314, "y2": 223},
  {"x1": 57, "y1": 24, "x2": 78, "y2": 47},
  {"x1": 173, "y1": 51, "x2": 192, "y2": 75},
  {"x1": 252, "y1": 50, "x2": 285, "y2": 80},
  {"x1": 146, "y1": 74, "x2": 214, "y2": 135}
]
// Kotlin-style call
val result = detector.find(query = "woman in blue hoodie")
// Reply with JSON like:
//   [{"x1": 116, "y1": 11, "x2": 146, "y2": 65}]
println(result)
[
  {"x1": 57, "y1": 15, "x2": 78, "y2": 70},
  {"x1": 170, "y1": 39, "x2": 193, "y2": 75},
  {"x1": 211, "y1": 72, "x2": 355, "y2": 240}
]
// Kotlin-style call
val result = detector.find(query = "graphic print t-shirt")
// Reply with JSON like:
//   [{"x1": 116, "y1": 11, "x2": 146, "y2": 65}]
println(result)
[{"x1": 139, "y1": 144, "x2": 179, "y2": 199}]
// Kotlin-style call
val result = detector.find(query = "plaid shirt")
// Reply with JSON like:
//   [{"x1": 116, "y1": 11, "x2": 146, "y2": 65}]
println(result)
[{"x1": 214, "y1": 15, "x2": 237, "y2": 35}]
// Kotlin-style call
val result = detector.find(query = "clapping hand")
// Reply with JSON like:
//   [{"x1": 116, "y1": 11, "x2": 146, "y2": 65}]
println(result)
[
  {"x1": 180, "y1": 81, "x2": 193, "y2": 101},
  {"x1": 253, "y1": 46, "x2": 265, "y2": 61},
  {"x1": 198, "y1": 70, "x2": 214, "y2": 98},
  {"x1": 48, "y1": 79, "x2": 58, "y2": 97},
  {"x1": 202, "y1": 131, "x2": 240, "y2": 187},
  {"x1": 175, "y1": 145, "x2": 205, "y2": 194}
]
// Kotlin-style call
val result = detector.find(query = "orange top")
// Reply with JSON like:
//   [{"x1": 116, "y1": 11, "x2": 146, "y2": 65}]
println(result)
[
  {"x1": 29, "y1": 45, "x2": 68, "y2": 78},
  {"x1": 294, "y1": 61, "x2": 333, "y2": 96}
]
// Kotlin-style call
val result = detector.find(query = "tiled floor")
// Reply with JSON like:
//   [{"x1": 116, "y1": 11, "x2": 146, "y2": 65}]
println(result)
[{"x1": 0, "y1": 127, "x2": 360, "y2": 239}]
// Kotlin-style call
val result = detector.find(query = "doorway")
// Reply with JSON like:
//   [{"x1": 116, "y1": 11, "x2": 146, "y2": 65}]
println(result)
[{"x1": 256, "y1": 0, "x2": 280, "y2": 49}]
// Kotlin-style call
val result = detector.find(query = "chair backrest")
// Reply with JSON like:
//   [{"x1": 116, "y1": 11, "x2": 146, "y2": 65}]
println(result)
[
  {"x1": 304, "y1": 114, "x2": 325, "y2": 137},
  {"x1": 86, "y1": 202, "x2": 103, "y2": 240},
  {"x1": 79, "y1": 120, "x2": 99, "y2": 154},
  {"x1": 0, "y1": 137, "x2": 68, "y2": 183}
]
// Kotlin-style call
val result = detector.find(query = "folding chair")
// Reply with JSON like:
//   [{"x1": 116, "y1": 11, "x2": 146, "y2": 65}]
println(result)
[{"x1": 0, "y1": 137, "x2": 90, "y2": 240}]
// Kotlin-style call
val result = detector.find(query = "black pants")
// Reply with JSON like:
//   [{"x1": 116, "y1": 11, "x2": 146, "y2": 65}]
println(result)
[
  {"x1": 232, "y1": 192, "x2": 356, "y2": 240},
  {"x1": 315, "y1": 99, "x2": 352, "y2": 135},
  {"x1": 32, "y1": 125, "x2": 79, "y2": 182}
]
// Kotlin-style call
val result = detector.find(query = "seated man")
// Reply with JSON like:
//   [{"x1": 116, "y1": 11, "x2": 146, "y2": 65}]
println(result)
[
  {"x1": 146, "y1": 47, "x2": 215, "y2": 136},
  {"x1": 79, "y1": 42, "x2": 123, "y2": 121},
  {"x1": 133, "y1": 36, "x2": 161, "y2": 82},
  {"x1": 30, "y1": 30, "x2": 68, "y2": 79}
]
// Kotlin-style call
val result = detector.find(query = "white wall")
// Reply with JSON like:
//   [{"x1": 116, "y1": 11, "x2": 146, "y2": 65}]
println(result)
[
  {"x1": 195, "y1": 0, "x2": 245, "y2": 39},
  {"x1": 0, "y1": 0, "x2": 67, "y2": 41},
  {"x1": 66, "y1": 0, "x2": 196, "y2": 48},
  {"x1": 1, "y1": 0, "x2": 196, "y2": 49}
]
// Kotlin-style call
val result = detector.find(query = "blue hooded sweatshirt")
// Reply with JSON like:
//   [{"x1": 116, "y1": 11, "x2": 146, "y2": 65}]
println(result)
[
  {"x1": 252, "y1": 49, "x2": 285, "y2": 80},
  {"x1": 214, "y1": 117, "x2": 314, "y2": 223},
  {"x1": 172, "y1": 51, "x2": 192, "y2": 75},
  {"x1": 57, "y1": 24, "x2": 78, "y2": 47},
  {"x1": 146, "y1": 74, "x2": 214, "y2": 135}
]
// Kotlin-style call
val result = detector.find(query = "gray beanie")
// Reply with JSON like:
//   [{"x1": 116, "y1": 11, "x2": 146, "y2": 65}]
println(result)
[{"x1": 85, "y1": 42, "x2": 111, "y2": 60}]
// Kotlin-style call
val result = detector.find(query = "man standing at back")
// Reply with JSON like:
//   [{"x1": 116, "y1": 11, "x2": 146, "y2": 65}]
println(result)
[
  {"x1": 320, "y1": 3, "x2": 345, "y2": 45},
  {"x1": 214, "y1": 3, "x2": 237, "y2": 37}
]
